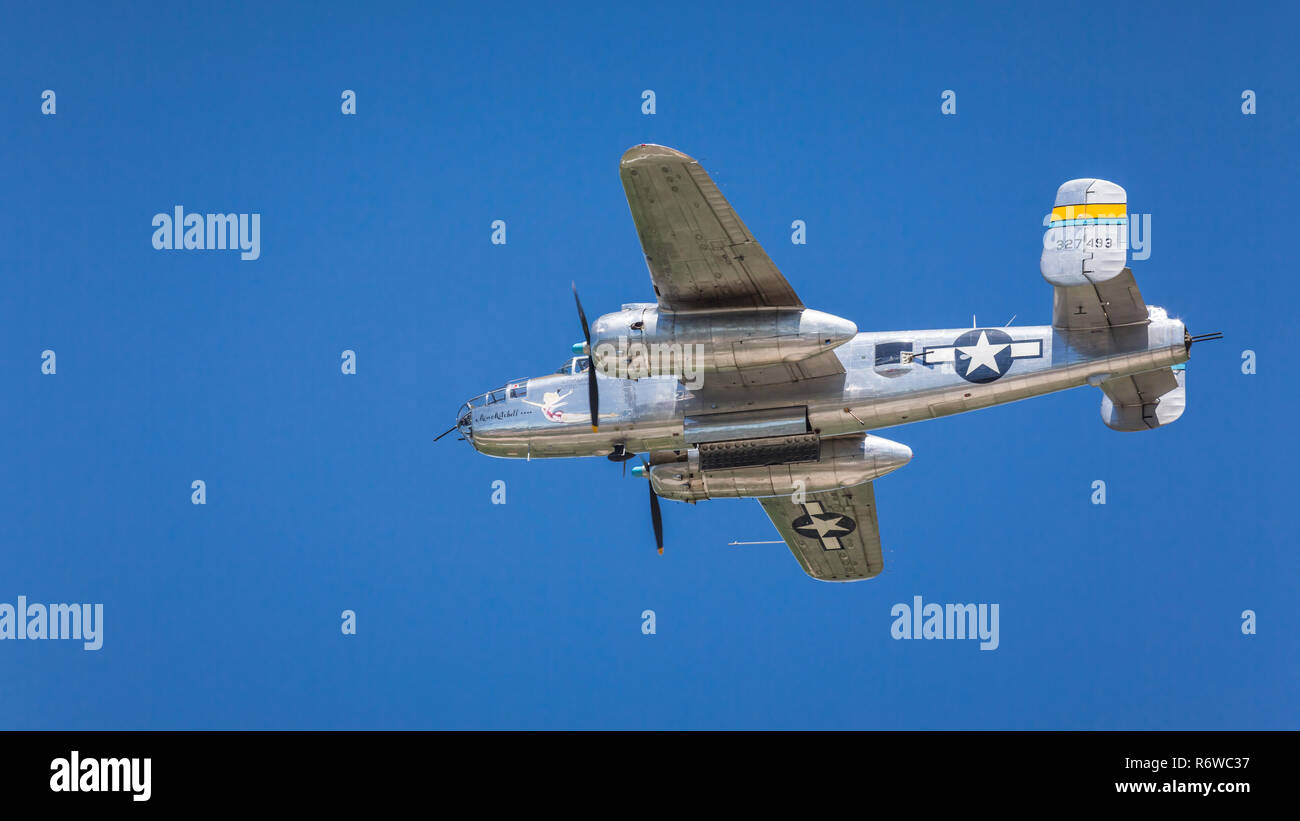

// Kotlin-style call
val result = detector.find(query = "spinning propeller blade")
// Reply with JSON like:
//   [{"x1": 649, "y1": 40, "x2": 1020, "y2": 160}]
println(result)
[
  {"x1": 639, "y1": 460, "x2": 664, "y2": 555},
  {"x1": 572, "y1": 282, "x2": 599, "y2": 432},
  {"x1": 649, "y1": 481, "x2": 664, "y2": 555}
]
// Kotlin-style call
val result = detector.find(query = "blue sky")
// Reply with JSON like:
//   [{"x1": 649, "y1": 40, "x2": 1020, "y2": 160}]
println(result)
[{"x1": 1, "y1": 1, "x2": 1295, "y2": 729}]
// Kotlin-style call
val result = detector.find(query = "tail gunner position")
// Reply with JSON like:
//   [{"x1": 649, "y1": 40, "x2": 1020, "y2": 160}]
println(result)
[{"x1": 439, "y1": 145, "x2": 1220, "y2": 581}]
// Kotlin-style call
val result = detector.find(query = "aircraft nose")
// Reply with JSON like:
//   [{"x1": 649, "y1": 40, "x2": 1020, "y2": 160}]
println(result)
[{"x1": 449, "y1": 403, "x2": 473, "y2": 443}]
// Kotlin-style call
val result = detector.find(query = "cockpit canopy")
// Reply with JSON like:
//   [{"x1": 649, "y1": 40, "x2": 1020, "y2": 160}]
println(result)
[
  {"x1": 554, "y1": 355, "x2": 590, "y2": 375},
  {"x1": 462, "y1": 379, "x2": 528, "y2": 410},
  {"x1": 459, "y1": 356, "x2": 590, "y2": 422}
]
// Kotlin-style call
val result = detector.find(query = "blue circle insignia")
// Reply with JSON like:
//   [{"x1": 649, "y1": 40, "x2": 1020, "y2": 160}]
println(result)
[
  {"x1": 951, "y1": 328, "x2": 1015, "y2": 384},
  {"x1": 791, "y1": 511, "x2": 857, "y2": 540}
]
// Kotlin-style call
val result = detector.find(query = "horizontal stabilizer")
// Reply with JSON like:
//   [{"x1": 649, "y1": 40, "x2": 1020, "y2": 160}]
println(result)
[{"x1": 1099, "y1": 366, "x2": 1186, "y2": 431}]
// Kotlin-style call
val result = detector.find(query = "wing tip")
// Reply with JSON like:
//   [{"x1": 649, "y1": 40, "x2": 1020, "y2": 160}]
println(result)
[
  {"x1": 807, "y1": 569, "x2": 882, "y2": 583},
  {"x1": 621, "y1": 143, "x2": 694, "y2": 168}
]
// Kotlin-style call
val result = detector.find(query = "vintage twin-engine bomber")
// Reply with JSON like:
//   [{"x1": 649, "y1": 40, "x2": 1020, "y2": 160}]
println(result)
[{"x1": 444, "y1": 144, "x2": 1218, "y2": 581}]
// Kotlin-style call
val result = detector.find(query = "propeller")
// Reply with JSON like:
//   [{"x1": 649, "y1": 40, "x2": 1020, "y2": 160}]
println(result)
[
  {"x1": 649, "y1": 476, "x2": 664, "y2": 555},
  {"x1": 634, "y1": 460, "x2": 664, "y2": 555},
  {"x1": 572, "y1": 282, "x2": 599, "y2": 432}
]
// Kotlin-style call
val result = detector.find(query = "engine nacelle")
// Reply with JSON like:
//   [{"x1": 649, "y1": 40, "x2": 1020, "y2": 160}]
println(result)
[
  {"x1": 589, "y1": 304, "x2": 856, "y2": 377},
  {"x1": 649, "y1": 433, "x2": 912, "y2": 502}
]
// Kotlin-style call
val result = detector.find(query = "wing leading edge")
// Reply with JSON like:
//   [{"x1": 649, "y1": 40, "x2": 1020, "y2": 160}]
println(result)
[{"x1": 758, "y1": 485, "x2": 884, "y2": 582}]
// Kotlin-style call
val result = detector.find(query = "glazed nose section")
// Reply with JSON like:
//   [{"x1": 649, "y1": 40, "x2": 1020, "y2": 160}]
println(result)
[
  {"x1": 455, "y1": 399, "x2": 517, "y2": 457},
  {"x1": 436, "y1": 405, "x2": 474, "y2": 446},
  {"x1": 455, "y1": 403, "x2": 474, "y2": 442}
]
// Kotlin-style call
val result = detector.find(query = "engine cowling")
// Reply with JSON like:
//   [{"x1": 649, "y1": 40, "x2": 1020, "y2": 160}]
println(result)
[
  {"x1": 588, "y1": 304, "x2": 856, "y2": 377},
  {"x1": 648, "y1": 433, "x2": 912, "y2": 502}
]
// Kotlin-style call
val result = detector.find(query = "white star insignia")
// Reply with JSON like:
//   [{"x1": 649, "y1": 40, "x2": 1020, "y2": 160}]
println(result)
[
  {"x1": 805, "y1": 514, "x2": 851, "y2": 539},
  {"x1": 956, "y1": 331, "x2": 1008, "y2": 377}
]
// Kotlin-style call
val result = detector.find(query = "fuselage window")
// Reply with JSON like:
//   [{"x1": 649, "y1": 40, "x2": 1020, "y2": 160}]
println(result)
[
  {"x1": 874, "y1": 341, "x2": 913, "y2": 366},
  {"x1": 508, "y1": 383, "x2": 527, "y2": 399},
  {"x1": 488, "y1": 389, "x2": 506, "y2": 404}
]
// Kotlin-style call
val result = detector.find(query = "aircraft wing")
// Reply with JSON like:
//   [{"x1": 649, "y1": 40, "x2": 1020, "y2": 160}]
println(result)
[
  {"x1": 758, "y1": 484, "x2": 884, "y2": 582},
  {"x1": 619, "y1": 144, "x2": 803, "y2": 312}
]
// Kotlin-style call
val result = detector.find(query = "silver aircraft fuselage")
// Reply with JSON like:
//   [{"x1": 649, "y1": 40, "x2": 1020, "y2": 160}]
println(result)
[{"x1": 458, "y1": 315, "x2": 1189, "y2": 460}]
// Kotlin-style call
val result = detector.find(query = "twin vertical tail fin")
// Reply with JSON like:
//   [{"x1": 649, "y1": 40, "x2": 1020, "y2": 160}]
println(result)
[
  {"x1": 1097, "y1": 366, "x2": 1186, "y2": 432},
  {"x1": 1041, "y1": 179, "x2": 1195, "y2": 431},
  {"x1": 1041, "y1": 178, "x2": 1145, "y2": 332}
]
